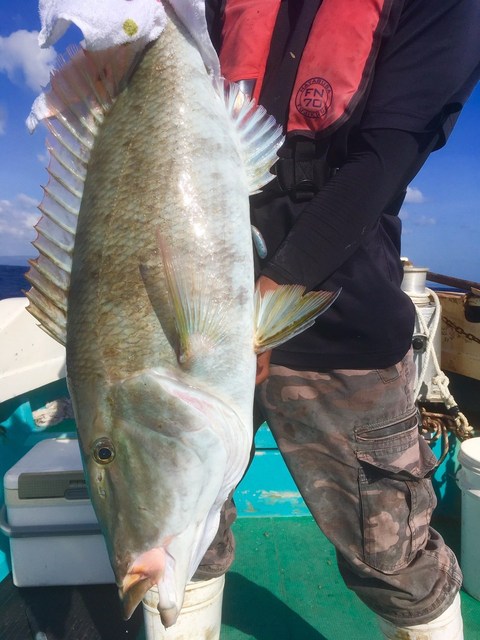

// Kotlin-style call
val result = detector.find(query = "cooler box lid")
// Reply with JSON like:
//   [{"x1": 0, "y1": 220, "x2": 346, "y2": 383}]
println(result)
[{"x1": 4, "y1": 438, "x2": 87, "y2": 500}]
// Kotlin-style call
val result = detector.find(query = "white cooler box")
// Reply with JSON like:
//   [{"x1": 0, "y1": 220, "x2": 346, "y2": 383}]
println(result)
[{"x1": 0, "y1": 437, "x2": 115, "y2": 587}]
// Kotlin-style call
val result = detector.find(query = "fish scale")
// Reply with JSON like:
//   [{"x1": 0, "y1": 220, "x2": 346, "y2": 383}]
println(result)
[{"x1": 68, "y1": 17, "x2": 254, "y2": 400}]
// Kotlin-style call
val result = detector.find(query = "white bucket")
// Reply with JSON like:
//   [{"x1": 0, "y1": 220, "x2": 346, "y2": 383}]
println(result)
[
  {"x1": 142, "y1": 575, "x2": 225, "y2": 639},
  {"x1": 457, "y1": 437, "x2": 480, "y2": 601}
]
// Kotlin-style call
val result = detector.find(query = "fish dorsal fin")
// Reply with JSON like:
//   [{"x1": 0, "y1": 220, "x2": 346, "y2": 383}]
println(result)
[
  {"x1": 219, "y1": 79, "x2": 285, "y2": 194},
  {"x1": 254, "y1": 286, "x2": 341, "y2": 353},
  {"x1": 25, "y1": 45, "x2": 140, "y2": 345}
]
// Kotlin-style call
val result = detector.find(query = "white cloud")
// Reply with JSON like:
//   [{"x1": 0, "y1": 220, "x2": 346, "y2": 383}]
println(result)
[
  {"x1": 0, "y1": 30, "x2": 56, "y2": 92},
  {"x1": 405, "y1": 186, "x2": 426, "y2": 204},
  {"x1": 0, "y1": 194, "x2": 40, "y2": 256},
  {"x1": 400, "y1": 201, "x2": 436, "y2": 228},
  {"x1": 17, "y1": 193, "x2": 38, "y2": 207},
  {"x1": 0, "y1": 103, "x2": 6, "y2": 135},
  {"x1": 414, "y1": 214, "x2": 436, "y2": 226}
]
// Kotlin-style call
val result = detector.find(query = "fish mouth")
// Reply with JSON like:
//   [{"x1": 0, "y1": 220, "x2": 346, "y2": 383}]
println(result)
[
  {"x1": 121, "y1": 574, "x2": 156, "y2": 621},
  {"x1": 120, "y1": 548, "x2": 168, "y2": 621}
]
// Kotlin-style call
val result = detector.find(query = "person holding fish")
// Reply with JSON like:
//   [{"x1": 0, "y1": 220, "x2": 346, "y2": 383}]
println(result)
[
  {"x1": 26, "y1": 0, "x2": 478, "y2": 636},
  {"x1": 201, "y1": 1, "x2": 480, "y2": 638}
]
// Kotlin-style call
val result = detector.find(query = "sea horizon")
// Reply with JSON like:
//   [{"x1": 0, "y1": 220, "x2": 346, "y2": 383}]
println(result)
[
  {"x1": 0, "y1": 255, "x2": 34, "y2": 267},
  {"x1": 0, "y1": 263, "x2": 29, "y2": 299}
]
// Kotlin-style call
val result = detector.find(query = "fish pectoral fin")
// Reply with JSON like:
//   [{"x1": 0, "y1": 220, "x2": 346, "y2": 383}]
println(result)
[
  {"x1": 254, "y1": 285, "x2": 341, "y2": 353},
  {"x1": 219, "y1": 79, "x2": 285, "y2": 194},
  {"x1": 150, "y1": 233, "x2": 229, "y2": 367}
]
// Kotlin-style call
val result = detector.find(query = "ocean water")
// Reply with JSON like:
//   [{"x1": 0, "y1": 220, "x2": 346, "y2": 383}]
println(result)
[{"x1": 0, "y1": 265, "x2": 29, "y2": 300}]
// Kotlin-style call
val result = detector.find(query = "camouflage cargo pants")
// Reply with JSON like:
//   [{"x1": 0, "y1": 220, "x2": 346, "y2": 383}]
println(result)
[{"x1": 195, "y1": 350, "x2": 462, "y2": 625}]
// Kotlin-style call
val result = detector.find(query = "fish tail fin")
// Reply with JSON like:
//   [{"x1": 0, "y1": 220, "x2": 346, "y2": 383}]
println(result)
[
  {"x1": 254, "y1": 286, "x2": 341, "y2": 353},
  {"x1": 219, "y1": 79, "x2": 285, "y2": 194},
  {"x1": 167, "y1": 0, "x2": 221, "y2": 78},
  {"x1": 25, "y1": 45, "x2": 139, "y2": 344}
]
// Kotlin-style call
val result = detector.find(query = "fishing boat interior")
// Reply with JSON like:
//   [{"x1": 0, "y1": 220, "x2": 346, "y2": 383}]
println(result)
[{"x1": 1, "y1": 264, "x2": 480, "y2": 640}]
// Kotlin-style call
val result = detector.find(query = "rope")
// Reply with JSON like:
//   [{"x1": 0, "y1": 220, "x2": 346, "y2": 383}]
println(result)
[
  {"x1": 414, "y1": 288, "x2": 474, "y2": 441},
  {"x1": 414, "y1": 288, "x2": 441, "y2": 399}
]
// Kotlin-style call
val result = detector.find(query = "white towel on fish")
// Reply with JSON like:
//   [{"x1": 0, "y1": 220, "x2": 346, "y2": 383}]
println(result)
[
  {"x1": 38, "y1": 0, "x2": 220, "y2": 74},
  {"x1": 30, "y1": 0, "x2": 221, "y2": 131},
  {"x1": 38, "y1": 0, "x2": 167, "y2": 50}
]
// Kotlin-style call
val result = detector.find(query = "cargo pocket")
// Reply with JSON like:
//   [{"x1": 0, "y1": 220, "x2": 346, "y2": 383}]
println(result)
[{"x1": 355, "y1": 412, "x2": 438, "y2": 573}]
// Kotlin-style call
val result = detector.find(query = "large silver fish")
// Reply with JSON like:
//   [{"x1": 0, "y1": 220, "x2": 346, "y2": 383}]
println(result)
[{"x1": 25, "y1": 0, "x2": 337, "y2": 627}]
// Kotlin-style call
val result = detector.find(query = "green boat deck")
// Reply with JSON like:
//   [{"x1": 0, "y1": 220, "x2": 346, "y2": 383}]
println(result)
[
  {"x1": 1, "y1": 373, "x2": 480, "y2": 638},
  {"x1": 1, "y1": 514, "x2": 479, "y2": 640},
  {"x1": 222, "y1": 516, "x2": 479, "y2": 640}
]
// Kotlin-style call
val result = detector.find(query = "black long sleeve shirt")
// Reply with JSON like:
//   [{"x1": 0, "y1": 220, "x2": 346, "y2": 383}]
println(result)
[{"x1": 209, "y1": 0, "x2": 480, "y2": 369}]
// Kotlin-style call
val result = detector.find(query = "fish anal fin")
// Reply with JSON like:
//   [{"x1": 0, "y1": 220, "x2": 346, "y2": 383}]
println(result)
[{"x1": 254, "y1": 285, "x2": 341, "y2": 353}]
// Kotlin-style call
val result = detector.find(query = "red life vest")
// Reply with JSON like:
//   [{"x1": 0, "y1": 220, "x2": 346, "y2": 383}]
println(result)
[{"x1": 219, "y1": 0, "x2": 394, "y2": 136}]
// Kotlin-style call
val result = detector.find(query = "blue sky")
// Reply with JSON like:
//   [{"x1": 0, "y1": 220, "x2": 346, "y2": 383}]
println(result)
[{"x1": 0, "y1": 0, "x2": 479, "y2": 281}]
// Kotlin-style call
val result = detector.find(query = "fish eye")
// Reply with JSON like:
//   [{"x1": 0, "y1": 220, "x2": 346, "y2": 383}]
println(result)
[{"x1": 92, "y1": 438, "x2": 116, "y2": 465}]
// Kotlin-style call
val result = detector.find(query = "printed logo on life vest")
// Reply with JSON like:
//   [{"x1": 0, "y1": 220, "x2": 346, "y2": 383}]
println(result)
[{"x1": 295, "y1": 78, "x2": 332, "y2": 119}]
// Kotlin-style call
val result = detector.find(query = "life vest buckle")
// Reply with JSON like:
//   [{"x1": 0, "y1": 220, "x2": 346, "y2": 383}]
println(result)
[{"x1": 289, "y1": 179, "x2": 318, "y2": 202}]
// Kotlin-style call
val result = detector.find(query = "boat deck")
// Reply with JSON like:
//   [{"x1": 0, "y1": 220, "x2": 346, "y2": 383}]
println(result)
[{"x1": 1, "y1": 515, "x2": 479, "y2": 640}]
